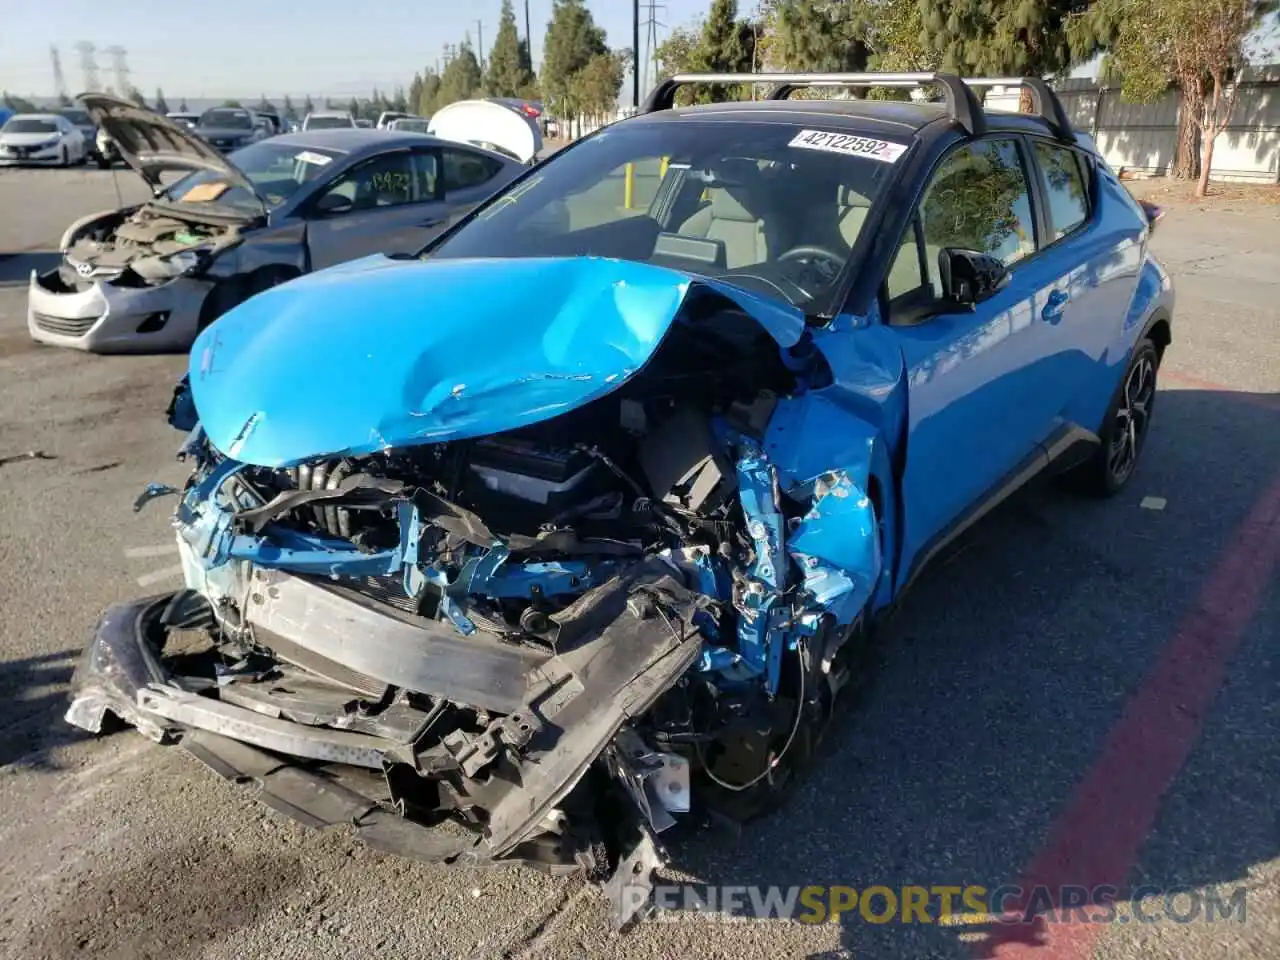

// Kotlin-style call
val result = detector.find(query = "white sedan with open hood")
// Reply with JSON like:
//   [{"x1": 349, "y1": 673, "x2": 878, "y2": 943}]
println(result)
[
  {"x1": 428, "y1": 98, "x2": 543, "y2": 164},
  {"x1": 28, "y1": 94, "x2": 526, "y2": 353}
]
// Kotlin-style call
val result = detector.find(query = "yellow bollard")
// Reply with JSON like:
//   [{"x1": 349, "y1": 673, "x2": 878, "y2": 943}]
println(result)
[
  {"x1": 623, "y1": 162, "x2": 635, "y2": 209},
  {"x1": 659, "y1": 156, "x2": 669, "y2": 178}
]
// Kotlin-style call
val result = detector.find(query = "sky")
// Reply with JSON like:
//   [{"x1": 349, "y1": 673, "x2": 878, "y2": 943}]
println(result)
[{"x1": 0, "y1": 0, "x2": 715, "y2": 101}]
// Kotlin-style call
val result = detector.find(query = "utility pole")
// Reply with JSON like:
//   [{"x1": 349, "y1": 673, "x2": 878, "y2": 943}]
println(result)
[
  {"x1": 524, "y1": 0, "x2": 533, "y2": 68},
  {"x1": 633, "y1": 0, "x2": 640, "y2": 108},
  {"x1": 475, "y1": 20, "x2": 484, "y2": 70},
  {"x1": 50, "y1": 46, "x2": 69, "y2": 102}
]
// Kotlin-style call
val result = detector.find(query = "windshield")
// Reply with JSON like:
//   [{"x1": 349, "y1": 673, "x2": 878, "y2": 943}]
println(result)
[
  {"x1": 3, "y1": 118, "x2": 58, "y2": 135},
  {"x1": 428, "y1": 119, "x2": 904, "y2": 311},
  {"x1": 306, "y1": 115, "x2": 353, "y2": 130},
  {"x1": 198, "y1": 109, "x2": 253, "y2": 130},
  {"x1": 160, "y1": 141, "x2": 341, "y2": 212},
  {"x1": 59, "y1": 109, "x2": 91, "y2": 126}
]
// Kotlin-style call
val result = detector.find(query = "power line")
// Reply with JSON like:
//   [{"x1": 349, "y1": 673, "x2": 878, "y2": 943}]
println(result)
[{"x1": 641, "y1": 1, "x2": 667, "y2": 97}]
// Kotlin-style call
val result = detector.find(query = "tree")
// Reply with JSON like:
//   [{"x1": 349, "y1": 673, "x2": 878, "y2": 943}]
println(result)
[
  {"x1": 438, "y1": 40, "x2": 483, "y2": 109},
  {"x1": 769, "y1": 0, "x2": 867, "y2": 72},
  {"x1": 128, "y1": 87, "x2": 148, "y2": 108},
  {"x1": 256, "y1": 94, "x2": 275, "y2": 114},
  {"x1": 2, "y1": 91, "x2": 37, "y2": 112},
  {"x1": 918, "y1": 0, "x2": 1100, "y2": 78},
  {"x1": 1100, "y1": 0, "x2": 1271, "y2": 196},
  {"x1": 58, "y1": 92, "x2": 74, "y2": 107},
  {"x1": 419, "y1": 69, "x2": 442, "y2": 115},
  {"x1": 303, "y1": 94, "x2": 315, "y2": 115},
  {"x1": 409, "y1": 72, "x2": 425, "y2": 115},
  {"x1": 572, "y1": 50, "x2": 625, "y2": 123},
  {"x1": 223, "y1": 99, "x2": 244, "y2": 108},
  {"x1": 282, "y1": 94, "x2": 297, "y2": 121},
  {"x1": 685, "y1": 0, "x2": 757, "y2": 101},
  {"x1": 392, "y1": 85, "x2": 408, "y2": 113},
  {"x1": 858, "y1": 0, "x2": 936, "y2": 72},
  {"x1": 487, "y1": 0, "x2": 536, "y2": 97},
  {"x1": 154, "y1": 87, "x2": 169, "y2": 113},
  {"x1": 347, "y1": 97, "x2": 361, "y2": 119},
  {"x1": 542, "y1": 0, "x2": 608, "y2": 123},
  {"x1": 656, "y1": 24, "x2": 701, "y2": 74},
  {"x1": 179, "y1": 97, "x2": 188, "y2": 111}
]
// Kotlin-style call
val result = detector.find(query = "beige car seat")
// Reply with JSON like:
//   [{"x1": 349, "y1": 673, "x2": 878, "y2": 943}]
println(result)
[{"x1": 677, "y1": 158, "x2": 774, "y2": 268}]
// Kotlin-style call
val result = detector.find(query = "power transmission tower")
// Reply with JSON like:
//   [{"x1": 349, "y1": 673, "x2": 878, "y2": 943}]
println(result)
[
  {"x1": 50, "y1": 46, "x2": 69, "y2": 101},
  {"x1": 641, "y1": 1, "x2": 666, "y2": 96},
  {"x1": 104, "y1": 45, "x2": 130, "y2": 96},
  {"x1": 74, "y1": 41, "x2": 100, "y2": 93}
]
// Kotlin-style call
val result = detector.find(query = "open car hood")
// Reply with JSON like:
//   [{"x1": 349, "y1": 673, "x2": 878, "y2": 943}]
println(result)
[
  {"x1": 427, "y1": 100, "x2": 543, "y2": 164},
  {"x1": 78, "y1": 93, "x2": 265, "y2": 207},
  {"x1": 189, "y1": 255, "x2": 806, "y2": 468}
]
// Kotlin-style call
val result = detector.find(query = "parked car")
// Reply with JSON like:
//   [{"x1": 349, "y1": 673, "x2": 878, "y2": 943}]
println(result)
[
  {"x1": 28, "y1": 93, "x2": 526, "y2": 352},
  {"x1": 303, "y1": 110, "x2": 356, "y2": 131},
  {"x1": 57, "y1": 106, "x2": 105, "y2": 164},
  {"x1": 0, "y1": 113, "x2": 86, "y2": 166},
  {"x1": 195, "y1": 106, "x2": 270, "y2": 153},
  {"x1": 65, "y1": 72, "x2": 1173, "y2": 925},
  {"x1": 386, "y1": 117, "x2": 430, "y2": 133},
  {"x1": 166, "y1": 111, "x2": 201, "y2": 130},
  {"x1": 428, "y1": 98, "x2": 543, "y2": 164},
  {"x1": 376, "y1": 111, "x2": 414, "y2": 129}
]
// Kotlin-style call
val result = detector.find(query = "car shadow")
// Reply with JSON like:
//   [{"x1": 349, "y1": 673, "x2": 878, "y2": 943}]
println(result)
[
  {"x1": 0, "y1": 251, "x2": 59, "y2": 288},
  {"x1": 651, "y1": 385, "x2": 1278, "y2": 958},
  {"x1": 0, "y1": 647, "x2": 92, "y2": 770}
]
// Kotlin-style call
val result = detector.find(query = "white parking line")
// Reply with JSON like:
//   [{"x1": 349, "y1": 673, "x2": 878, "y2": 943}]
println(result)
[
  {"x1": 136, "y1": 564, "x2": 184, "y2": 587},
  {"x1": 124, "y1": 543, "x2": 178, "y2": 559}
]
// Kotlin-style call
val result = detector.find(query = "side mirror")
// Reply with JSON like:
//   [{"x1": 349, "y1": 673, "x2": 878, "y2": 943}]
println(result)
[
  {"x1": 1139, "y1": 200, "x2": 1164, "y2": 231},
  {"x1": 315, "y1": 192, "x2": 353, "y2": 215},
  {"x1": 938, "y1": 248, "x2": 1010, "y2": 307}
]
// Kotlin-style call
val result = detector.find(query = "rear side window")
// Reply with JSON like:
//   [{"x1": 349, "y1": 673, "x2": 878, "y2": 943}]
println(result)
[
  {"x1": 442, "y1": 148, "x2": 504, "y2": 191},
  {"x1": 1032, "y1": 140, "x2": 1090, "y2": 240}
]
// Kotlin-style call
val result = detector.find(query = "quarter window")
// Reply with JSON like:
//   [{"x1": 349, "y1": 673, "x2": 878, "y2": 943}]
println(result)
[
  {"x1": 442, "y1": 148, "x2": 504, "y2": 191},
  {"x1": 1032, "y1": 140, "x2": 1090, "y2": 240}
]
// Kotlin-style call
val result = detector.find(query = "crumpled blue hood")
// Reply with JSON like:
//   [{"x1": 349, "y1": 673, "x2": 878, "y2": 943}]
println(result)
[{"x1": 190, "y1": 255, "x2": 805, "y2": 468}]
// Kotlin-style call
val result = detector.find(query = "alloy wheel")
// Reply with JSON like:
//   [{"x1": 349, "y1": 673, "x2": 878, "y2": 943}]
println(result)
[{"x1": 1107, "y1": 354, "x2": 1155, "y2": 484}]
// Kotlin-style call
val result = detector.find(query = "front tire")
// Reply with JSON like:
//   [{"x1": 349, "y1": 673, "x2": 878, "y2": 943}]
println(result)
[
  {"x1": 1074, "y1": 338, "x2": 1159, "y2": 497},
  {"x1": 59, "y1": 146, "x2": 69, "y2": 167}
]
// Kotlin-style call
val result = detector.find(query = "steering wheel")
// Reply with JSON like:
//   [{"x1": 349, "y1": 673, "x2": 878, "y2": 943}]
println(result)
[{"x1": 778, "y1": 244, "x2": 847, "y2": 269}]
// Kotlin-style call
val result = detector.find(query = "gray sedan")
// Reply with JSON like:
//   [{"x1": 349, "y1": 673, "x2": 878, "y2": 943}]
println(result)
[{"x1": 28, "y1": 94, "x2": 525, "y2": 353}]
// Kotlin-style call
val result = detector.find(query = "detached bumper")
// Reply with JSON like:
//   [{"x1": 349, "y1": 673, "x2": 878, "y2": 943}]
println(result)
[{"x1": 27, "y1": 268, "x2": 208, "y2": 353}]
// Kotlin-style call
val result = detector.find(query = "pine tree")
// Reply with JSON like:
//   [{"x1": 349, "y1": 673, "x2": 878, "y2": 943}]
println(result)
[
  {"x1": 346, "y1": 97, "x2": 360, "y2": 119},
  {"x1": 542, "y1": 0, "x2": 608, "y2": 122},
  {"x1": 153, "y1": 88, "x2": 169, "y2": 113},
  {"x1": 303, "y1": 95, "x2": 315, "y2": 115},
  {"x1": 282, "y1": 94, "x2": 297, "y2": 120},
  {"x1": 392, "y1": 85, "x2": 409, "y2": 113},
  {"x1": 256, "y1": 94, "x2": 275, "y2": 113},
  {"x1": 408, "y1": 73, "x2": 425, "y2": 115},
  {"x1": 179, "y1": 97, "x2": 188, "y2": 111},
  {"x1": 438, "y1": 41, "x2": 483, "y2": 109},
  {"x1": 128, "y1": 87, "x2": 148, "y2": 108},
  {"x1": 769, "y1": 0, "x2": 869, "y2": 73},
  {"x1": 687, "y1": 0, "x2": 757, "y2": 101},
  {"x1": 917, "y1": 0, "x2": 1097, "y2": 77},
  {"x1": 420, "y1": 70, "x2": 442, "y2": 115},
  {"x1": 487, "y1": 0, "x2": 536, "y2": 97}
]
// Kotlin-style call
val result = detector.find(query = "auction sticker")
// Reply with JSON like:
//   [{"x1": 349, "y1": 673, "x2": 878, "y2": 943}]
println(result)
[
  {"x1": 789, "y1": 130, "x2": 908, "y2": 163},
  {"x1": 295, "y1": 150, "x2": 333, "y2": 166}
]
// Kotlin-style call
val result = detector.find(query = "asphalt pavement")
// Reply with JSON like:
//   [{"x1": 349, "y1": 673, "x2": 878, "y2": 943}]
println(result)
[{"x1": 0, "y1": 166, "x2": 1275, "y2": 960}]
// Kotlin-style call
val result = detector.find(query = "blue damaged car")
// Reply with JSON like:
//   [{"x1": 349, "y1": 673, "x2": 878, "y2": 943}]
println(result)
[{"x1": 67, "y1": 73, "x2": 1172, "y2": 923}]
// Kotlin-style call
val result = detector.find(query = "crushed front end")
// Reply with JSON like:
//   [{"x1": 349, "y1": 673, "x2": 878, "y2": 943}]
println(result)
[{"x1": 67, "y1": 257, "x2": 887, "y2": 924}]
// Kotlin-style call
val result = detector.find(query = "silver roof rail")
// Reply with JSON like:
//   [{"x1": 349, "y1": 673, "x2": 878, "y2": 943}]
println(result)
[{"x1": 639, "y1": 72, "x2": 1075, "y2": 144}]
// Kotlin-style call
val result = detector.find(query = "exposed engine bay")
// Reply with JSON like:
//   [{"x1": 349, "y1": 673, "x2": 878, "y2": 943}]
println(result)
[
  {"x1": 69, "y1": 282, "x2": 886, "y2": 926},
  {"x1": 59, "y1": 205, "x2": 241, "y2": 287}
]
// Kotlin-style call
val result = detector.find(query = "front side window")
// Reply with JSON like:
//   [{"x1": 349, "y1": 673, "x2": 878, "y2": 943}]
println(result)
[
  {"x1": 884, "y1": 138, "x2": 1037, "y2": 315},
  {"x1": 428, "y1": 120, "x2": 904, "y2": 311},
  {"x1": 1032, "y1": 140, "x2": 1090, "y2": 240},
  {"x1": 315, "y1": 151, "x2": 439, "y2": 212}
]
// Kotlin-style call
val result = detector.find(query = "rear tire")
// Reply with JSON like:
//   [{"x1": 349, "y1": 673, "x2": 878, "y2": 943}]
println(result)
[{"x1": 1071, "y1": 338, "x2": 1159, "y2": 497}]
